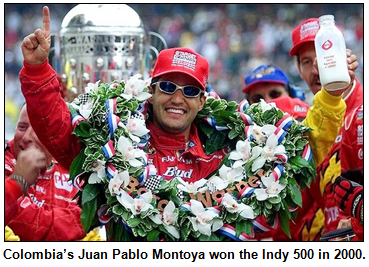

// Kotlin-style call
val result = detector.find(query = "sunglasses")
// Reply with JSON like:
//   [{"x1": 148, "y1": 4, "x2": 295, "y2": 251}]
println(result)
[
  {"x1": 153, "y1": 81, "x2": 202, "y2": 98},
  {"x1": 249, "y1": 90, "x2": 284, "y2": 104}
]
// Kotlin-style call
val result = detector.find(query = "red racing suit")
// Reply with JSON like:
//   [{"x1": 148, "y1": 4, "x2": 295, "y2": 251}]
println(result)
[
  {"x1": 318, "y1": 80, "x2": 363, "y2": 235},
  {"x1": 5, "y1": 140, "x2": 86, "y2": 241}
]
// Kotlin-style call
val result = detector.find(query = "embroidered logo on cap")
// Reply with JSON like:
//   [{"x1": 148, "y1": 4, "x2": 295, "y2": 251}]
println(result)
[
  {"x1": 300, "y1": 20, "x2": 319, "y2": 40},
  {"x1": 251, "y1": 66, "x2": 275, "y2": 80},
  {"x1": 172, "y1": 51, "x2": 197, "y2": 71}
]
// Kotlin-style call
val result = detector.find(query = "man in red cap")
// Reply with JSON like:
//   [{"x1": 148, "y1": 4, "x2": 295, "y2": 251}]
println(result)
[{"x1": 281, "y1": 17, "x2": 363, "y2": 241}]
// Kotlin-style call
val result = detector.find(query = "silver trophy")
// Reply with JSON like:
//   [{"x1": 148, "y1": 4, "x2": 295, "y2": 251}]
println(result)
[{"x1": 51, "y1": 4, "x2": 166, "y2": 100}]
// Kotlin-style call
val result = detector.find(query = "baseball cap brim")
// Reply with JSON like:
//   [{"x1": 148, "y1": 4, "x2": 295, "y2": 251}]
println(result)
[
  {"x1": 152, "y1": 69, "x2": 206, "y2": 90},
  {"x1": 289, "y1": 36, "x2": 315, "y2": 56},
  {"x1": 242, "y1": 79, "x2": 287, "y2": 94}
]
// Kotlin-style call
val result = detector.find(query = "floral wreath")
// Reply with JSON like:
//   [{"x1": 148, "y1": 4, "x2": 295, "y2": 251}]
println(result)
[{"x1": 68, "y1": 75, "x2": 316, "y2": 241}]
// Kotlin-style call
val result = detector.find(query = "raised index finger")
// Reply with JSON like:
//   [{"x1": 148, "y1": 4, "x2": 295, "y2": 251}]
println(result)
[{"x1": 43, "y1": 6, "x2": 50, "y2": 37}]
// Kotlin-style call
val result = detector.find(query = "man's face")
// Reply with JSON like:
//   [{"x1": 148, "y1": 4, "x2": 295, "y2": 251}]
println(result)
[
  {"x1": 149, "y1": 72, "x2": 206, "y2": 138},
  {"x1": 13, "y1": 105, "x2": 52, "y2": 162},
  {"x1": 297, "y1": 42, "x2": 321, "y2": 95},
  {"x1": 247, "y1": 83, "x2": 289, "y2": 104}
]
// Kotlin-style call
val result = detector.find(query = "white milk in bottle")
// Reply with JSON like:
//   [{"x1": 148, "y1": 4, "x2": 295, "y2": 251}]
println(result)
[{"x1": 314, "y1": 14, "x2": 350, "y2": 91}]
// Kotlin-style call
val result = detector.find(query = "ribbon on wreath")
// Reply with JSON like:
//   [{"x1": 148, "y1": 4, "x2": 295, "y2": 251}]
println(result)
[
  {"x1": 98, "y1": 204, "x2": 112, "y2": 224},
  {"x1": 107, "y1": 113, "x2": 120, "y2": 138},
  {"x1": 238, "y1": 99, "x2": 250, "y2": 113},
  {"x1": 217, "y1": 224, "x2": 254, "y2": 241},
  {"x1": 276, "y1": 114, "x2": 294, "y2": 130},
  {"x1": 71, "y1": 113, "x2": 86, "y2": 129},
  {"x1": 251, "y1": 216, "x2": 278, "y2": 234},
  {"x1": 106, "y1": 163, "x2": 117, "y2": 179},
  {"x1": 106, "y1": 98, "x2": 117, "y2": 114},
  {"x1": 302, "y1": 144, "x2": 312, "y2": 162},
  {"x1": 272, "y1": 165, "x2": 284, "y2": 181},
  {"x1": 272, "y1": 127, "x2": 287, "y2": 144},
  {"x1": 204, "y1": 117, "x2": 228, "y2": 131},
  {"x1": 238, "y1": 185, "x2": 255, "y2": 199},
  {"x1": 102, "y1": 140, "x2": 116, "y2": 159}
]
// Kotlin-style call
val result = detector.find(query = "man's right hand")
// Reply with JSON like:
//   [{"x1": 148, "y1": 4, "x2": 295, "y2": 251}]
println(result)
[
  {"x1": 21, "y1": 6, "x2": 50, "y2": 65},
  {"x1": 13, "y1": 147, "x2": 47, "y2": 186}
]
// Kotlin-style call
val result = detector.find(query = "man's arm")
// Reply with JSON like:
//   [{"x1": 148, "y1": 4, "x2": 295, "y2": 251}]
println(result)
[
  {"x1": 20, "y1": 6, "x2": 81, "y2": 169},
  {"x1": 303, "y1": 89, "x2": 346, "y2": 166}
]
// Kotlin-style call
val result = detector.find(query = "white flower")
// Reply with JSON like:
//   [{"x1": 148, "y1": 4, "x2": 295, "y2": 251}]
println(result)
[
  {"x1": 254, "y1": 174, "x2": 286, "y2": 201},
  {"x1": 189, "y1": 199, "x2": 223, "y2": 236},
  {"x1": 251, "y1": 125, "x2": 276, "y2": 144},
  {"x1": 150, "y1": 201, "x2": 180, "y2": 239},
  {"x1": 88, "y1": 159, "x2": 106, "y2": 184},
  {"x1": 117, "y1": 136, "x2": 147, "y2": 167},
  {"x1": 229, "y1": 140, "x2": 262, "y2": 169},
  {"x1": 177, "y1": 178, "x2": 208, "y2": 194},
  {"x1": 221, "y1": 193, "x2": 255, "y2": 219},
  {"x1": 126, "y1": 116, "x2": 150, "y2": 139},
  {"x1": 121, "y1": 74, "x2": 151, "y2": 101},
  {"x1": 84, "y1": 80, "x2": 100, "y2": 93},
  {"x1": 260, "y1": 99, "x2": 274, "y2": 111},
  {"x1": 208, "y1": 165, "x2": 243, "y2": 191},
  {"x1": 108, "y1": 170, "x2": 130, "y2": 196},
  {"x1": 251, "y1": 134, "x2": 286, "y2": 172},
  {"x1": 117, "y1": 190, "x2": 153, "y2": 216}
]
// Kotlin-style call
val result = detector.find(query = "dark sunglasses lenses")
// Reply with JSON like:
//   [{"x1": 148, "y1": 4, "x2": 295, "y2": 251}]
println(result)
[
  {"x1": 250, "y1": 90, "x2": 284, "y2": 103},
  {"x1": 158, "y1": 82, "x2": 201, "y2": 97}
]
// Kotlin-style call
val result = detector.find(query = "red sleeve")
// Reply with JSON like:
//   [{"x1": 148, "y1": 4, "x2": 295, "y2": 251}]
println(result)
[
  {"x1": 340, "y1": 105, "x2": 363, "y2": 172},
  {"x1": 19, "y1": 61, "x2": 82, "y2": 170},
  {"x1": 7, "y1": 196, "x2": 86, "y2": 241},
  {"x1": 5, "y1": 178, "x2": 23, "y2": 225}
]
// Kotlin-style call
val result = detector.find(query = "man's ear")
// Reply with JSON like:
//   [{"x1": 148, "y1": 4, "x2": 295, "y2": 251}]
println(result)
[
  {"x1": 198, "y1": 94, "x2": 206, "y2": 111},
  {"x1": 148, "y1": 85, "x2": 154, "y2": 104}
]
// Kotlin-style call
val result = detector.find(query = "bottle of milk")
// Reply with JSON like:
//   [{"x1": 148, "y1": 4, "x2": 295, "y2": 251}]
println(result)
[{"x1": 314, "y1": 14, "x2": 350, "y2": 91}]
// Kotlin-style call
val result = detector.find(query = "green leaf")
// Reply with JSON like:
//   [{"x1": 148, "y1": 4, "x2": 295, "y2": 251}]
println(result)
[
  {"x1": 80, "y1": 198, "x2": 98, "y2": 232},
  {"x1": 279, "y1": 201, "x2": 291, "y2": 238},
  {"x1": 69, "y1": 150, "x2": 86, "y2": 181},
  {"x1": 73, "y1": 121, "x2": 92, "y2": 137},
  {"x1": 82, "y1": 183, "x2": 101, "y2": 204},
  {"x1": 147, "y1": 229, "x2": 160, "y2": 241},
  {"x1": 290, "y1": 156, "x2": 310, "y2": 168},
  {"x1": 235, "y1": 219, "x2": 249, "y2": 237},
  {"x1": 288, "y1": 180, "x2": 303, "y2": 207},
  {"x1": 127, "y1": 217, "x2": 142, "y2": 228},
  {"x1": 112, "y1": 204, "x2": 125, "y2": 216}
]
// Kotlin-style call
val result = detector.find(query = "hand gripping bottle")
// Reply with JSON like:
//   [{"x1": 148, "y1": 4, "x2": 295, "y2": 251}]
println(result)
[{"x1": 314, "y1": 15, "x2": 350, "y2": 91}]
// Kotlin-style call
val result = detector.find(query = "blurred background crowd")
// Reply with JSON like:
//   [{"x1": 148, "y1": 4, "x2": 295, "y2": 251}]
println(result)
[{"x1": 4, "y1": 3, "x2": 363, "y2": 140}]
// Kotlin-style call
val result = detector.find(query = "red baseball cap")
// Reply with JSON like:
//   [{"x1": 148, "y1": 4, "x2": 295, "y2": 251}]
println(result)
[
  {"x1": 268, "y1": 96, "x2": 310, "y2": 120},
  {"x1": 151, "y1": 47, "x2": 209, "y2": 90},
  {"x1": 290, "y1": 17, "x2": 344, "y2": 56},
  {"x1": 289, "y1": 18, "x2": 320, "y2": 56}
]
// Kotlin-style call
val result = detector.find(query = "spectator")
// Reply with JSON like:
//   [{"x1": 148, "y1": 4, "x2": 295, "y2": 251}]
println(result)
[
  {"x1": 5, "y1": 104, "x2": 101, "y2": 241},
  {"x1": 273, "y1": 17, "x2": 363, "y2": 241},
  {"x1": 242, "y1": 64, "x2": 306, "y2": 104}
]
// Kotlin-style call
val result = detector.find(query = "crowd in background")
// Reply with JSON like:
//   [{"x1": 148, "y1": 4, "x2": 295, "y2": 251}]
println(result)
[{"x1": 4, "y1": 4, "x2": 363, "y2": 140}]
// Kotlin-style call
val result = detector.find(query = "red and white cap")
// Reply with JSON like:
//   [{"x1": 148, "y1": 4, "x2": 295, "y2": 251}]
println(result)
[
  {"x1": 290, "y1": 17, "x2": 343, "y2": 56},
  {"x1": 289, "y1": 18, "x2": 320, "y2": 56},
  {"x1": 151, "y1": 47, "x2": 209, "y2": 90}
]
